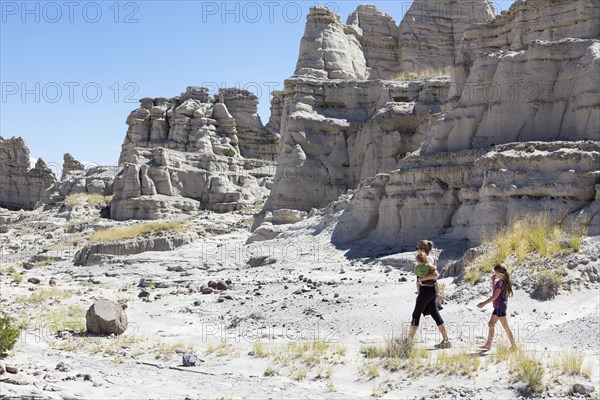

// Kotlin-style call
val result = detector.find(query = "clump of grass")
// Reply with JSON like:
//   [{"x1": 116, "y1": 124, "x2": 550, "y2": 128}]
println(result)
[
  {"x1": 11, "y1": 272, "x2": 23, "y2": 283},
  {"x1": 514, "y1": 354, "x2": 544, "y2": 394},
  {"x1": 392, "y1": 66, "x2": 452, "y2": 81},
  {"x1": 154, "y1": 341, "x2": 197, "y2": 360},
  {"x1": 0, "y1": 315, "x2": 20, "y2": 353},
  {"x1": 90, "y1": 221, "x2": 185, "y2": 243},
  {"x1": 360, "y1": 344, "x2": 386, "y2": 359},
  {"x1": 206, "y1": 341, "x2": 236, "y2": 357},
  {"x1": 292, "y1": 365, "x2": 307, "y2": 381},
  {"x1": 65, "y1": 193, "x2": 113, "y2": 206},
  {"x1": 385, "y1": 335, "x2": 415, "y2": 359},
  {"x1": 43, "y1": 305, "x2": 86, "y2": 334},
  {"x1": 53, "y1": 334, "x2": 146, "y2": 358},
  {"x1": 253, "y1": 340, "x2": 268, "y2": 358},
  {"x1": 287, "y1": 339, "x2": 330, "y2": 366},
  {"x1": 531, "y1": 270, "x2": 563, "y2": 300},
  {"x1": 326, "y1": 378, "x2": 336, "y2": 392},
  {"x1": 15, "y1": 287, "x2": 73, "y2": 305},
  {"x1": 554, "y1": 351, "x2": 588, "y2": 376},
  {"x1": 434, "y1": 351, "x2": 480, "y2": 376},
  {"x1": 492, "y1": 341, "x2": 518, "y2": 363},
  {"x1": 465, "y1": 215, "x2": 577, "y2": 282}
]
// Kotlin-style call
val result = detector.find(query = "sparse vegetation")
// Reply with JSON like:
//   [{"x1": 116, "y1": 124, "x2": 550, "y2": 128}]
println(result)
[
  {"x1": 434, "y1": 351, "x2": 480, "y2": 376},
  {"x1": 554, "y1": 351, "x2": 588, "y2": 377},
  {"x1": 154, "y1": 341, "x2": 197, "y2": 360},
  {"x1": 532, "y1": 269, "x2": 564, "y2": 300},
  {"x1": 326, "y1": 378, "x2": 336, "y2": 392},
  {"x1": 491, "y1": 341, "x2": 518, "y2": 363},
  {"x1": 15, "y1": 287, "x2": 73, "y2": 305},
  {"x1": 0, "y1": 316, "x2": 20, "y2": 353},
  {"x1": 252, "y1": 340, "x2": 268, "y2": 358},
  {"x1": 43, "y1": 305, "x2": 86, "y2": 334},
  {"x1": 65, "y1": 193, "x2": 113, "y2": 206},
  {"x1": 465, "y1": 215, "x2": 581, "y2": 282},
  {"x1": 206, "y1": 341, "x2": 237, "y2": 357},
  {"x1": 90, "y1": 221, "x2": 186, "y2": 243},
  {"x1": 392, "y1": 66, "x2": 452, "y2": 81},
  {"x1": 11, "y1": 272, "x2": 23, "y2": 283},
  {"x1": 514, "y1": 353, "x2": 544, "y2": 394},
  {"x1": 292, "y1": 365, "x2": 307, "y2": 380}
]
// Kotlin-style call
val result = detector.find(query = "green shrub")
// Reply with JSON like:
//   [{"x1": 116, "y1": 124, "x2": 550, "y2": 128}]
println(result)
[
  {"x1": 223, "y1": 148, "x2": 236, "y2": 157},
  {"x1": 0, "y1": 316, "x2": 20, "y2": 353}
]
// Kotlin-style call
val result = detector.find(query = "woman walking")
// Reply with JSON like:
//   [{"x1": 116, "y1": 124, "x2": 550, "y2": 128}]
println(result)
[{"x1": 409, "y1": 240, "x2": 451, "y2": 348}]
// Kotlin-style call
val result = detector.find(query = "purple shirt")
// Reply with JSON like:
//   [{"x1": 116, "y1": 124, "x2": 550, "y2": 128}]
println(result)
[{"x1": 493, "y1": 280, "x2": 508, "y2": 310}]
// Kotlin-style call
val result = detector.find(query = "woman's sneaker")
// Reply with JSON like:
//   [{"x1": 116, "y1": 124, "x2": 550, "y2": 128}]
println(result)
[{"x1": 434, "y1": 340, "x2": 451, "y2": 349}]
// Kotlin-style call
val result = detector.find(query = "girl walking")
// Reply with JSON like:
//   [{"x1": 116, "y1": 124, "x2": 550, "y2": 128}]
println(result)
[{"x1": 477, "y1": 263, "x2": 517, "y2": 350}]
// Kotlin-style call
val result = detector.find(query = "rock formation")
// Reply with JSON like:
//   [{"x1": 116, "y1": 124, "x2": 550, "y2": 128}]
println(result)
[
  {"x1": 397, "y1": 0, "x2": 496, "y2": 74},
  {"x1": 259, "y1": 75, "x2": 450, "y2": 216},
  {"x1": 424, "y1": 0, "x2": 600, "y2": 153},
  {"x1": 61, "y1": 153, "x2": 84, "y2": 180},
  {"x1": 220, "y1": 88, "x2": 279, "y2": 161},
  {"x1": 111, "y1": 87, "x2": 276, "y2": 221},
  {"x1": 294, "y1": 6, "x2": 368, "y2": 80},
  {"x1": 294, "y1": 3, "x2": 495, "y2": 81},
  {"x1": 333, "y1": 141, "x2": 600, "y2": 246},
  {"x1": 74, "y1": 231, "x2": 198, "y2": 266},
  {"x1": 256, "y1": 1, "x2": 600, "y2": 246},
  {"x1": 56, "y1": 153, "x2": 116, "y2": 198},
  {"x1": 0, "y1": 136, "x2": 56, "y2": 210},
  {"x1": 346, "y1": 4, "x2": 401, "y2": 80}
]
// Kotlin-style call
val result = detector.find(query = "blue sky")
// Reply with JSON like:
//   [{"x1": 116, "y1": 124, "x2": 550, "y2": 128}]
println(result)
[{"x1": 1, "y1": 0, "x2": 515, "y2": 167}]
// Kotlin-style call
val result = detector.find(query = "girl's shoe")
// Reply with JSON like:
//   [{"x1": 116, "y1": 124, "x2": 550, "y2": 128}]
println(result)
[{"x1": 434, "y1": 340, "x2": 451, "y2": 349}]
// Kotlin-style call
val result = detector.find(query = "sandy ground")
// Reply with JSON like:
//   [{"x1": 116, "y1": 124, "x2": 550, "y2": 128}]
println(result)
[{"x1": 0, "y1": 207, "x2": 599, "y2": 399}]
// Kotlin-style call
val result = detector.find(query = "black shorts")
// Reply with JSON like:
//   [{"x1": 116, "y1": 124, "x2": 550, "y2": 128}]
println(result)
[{"x1": 493, "y1": 308, "x2": 507, "y2": 317}]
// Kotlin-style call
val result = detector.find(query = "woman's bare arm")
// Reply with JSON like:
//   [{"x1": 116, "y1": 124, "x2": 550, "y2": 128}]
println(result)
[{"x1": 477, "y1": 288, "x2": 501, "y2": 308}]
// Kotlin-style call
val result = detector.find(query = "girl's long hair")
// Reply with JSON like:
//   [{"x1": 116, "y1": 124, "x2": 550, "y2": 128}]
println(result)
[{"x1": 494, "y1": 263, "x2": 513, "y2": 297}]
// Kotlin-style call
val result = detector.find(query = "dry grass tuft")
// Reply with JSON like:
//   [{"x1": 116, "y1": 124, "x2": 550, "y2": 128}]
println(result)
[
  {"x1": 392, "y1": 66, "x2": 452, "y2": 81},
  {"x1": 465, "y1": 215, "x2": 582, "y2": 282},
  {"x1": 65, "y1": 193, "x2": 113, "y2": 206},
  {"x1": 15, "y1": 288, "x2": 73, "y2": 305},
  {"x1": 90, "y1": 221, "x2": 186, "y2": 243}
]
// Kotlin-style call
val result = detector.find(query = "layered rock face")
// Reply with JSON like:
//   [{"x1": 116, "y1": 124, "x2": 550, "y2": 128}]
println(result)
[
  {"x1": 56, "y1": 153, "x2": 116, "y2": 198},
  {"x1": 111, "y1": 87, "x2": 276, "y2": 221},
  {"x1": 294, "y1": 7, "x2": 368, "y2": 80},
  {"x1": 259, "y1": 1, "x2": 600, "y2": 246},
  {"x1": 119, "y1": 87, "x2": 240, "y2": 164},
  {"x1": 261, "y1": 76, "x2": 450, "y2": 214},
  {"x1": 346, "y1": 5, "x2": 401, "y2": 79},
  {"x1": 333, "y1": 141, "x2": 600, "y2": 246},
  {"x1": 220, "y1": 88, "x2": 279, "y2": 161},
  {"x1": 424, "y1": 0, "x2": 600, "y2": 153},
  {"x1": 0, "y1": 136, "x2": 56, "y2": 210},
  {"x1": 294, "y1": 3, "x2": 494, "y2": 81},
  {"x1": 332, "y1": 0, "x2": 600, "y2": 246},
  {"x1": 397, "y1": 0, "x2": 496, "y2": 74}
]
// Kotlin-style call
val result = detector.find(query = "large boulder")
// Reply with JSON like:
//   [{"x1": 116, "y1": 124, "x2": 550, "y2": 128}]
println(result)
[{"x1": 86, "y1": 299, "x2": 128, "y2": 335}]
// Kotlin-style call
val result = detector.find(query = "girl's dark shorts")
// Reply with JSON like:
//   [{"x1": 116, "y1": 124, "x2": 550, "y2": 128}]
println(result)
[{"x1": 493, "y1": 308, "x2": 507, "y2": 317}]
